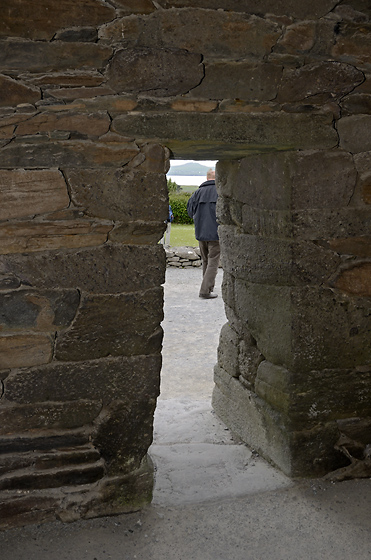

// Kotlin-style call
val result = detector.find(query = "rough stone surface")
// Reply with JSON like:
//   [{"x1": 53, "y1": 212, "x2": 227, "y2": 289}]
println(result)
[
  {"x1": 107, "y1": 48, "x2": 204, "y2": 96},
  {"x1": 55, "y1": 289, "x2": 163, "y2": 361},
  {"x1": 338, "y1": 114, "x2": 371, "y2": 152},
  {"x1": 1, "y1": 0, "x2": 371, "y2": 527},
  {"x1": 16, "y1": 112, "x2": 110, "y2": 137},
  {"x1": 155, "y1": 0, "x2": 338, "y2": 19},
  {"x1": 334, "y1": 262, "x2": 371, "y2": 297},
  {"x1": 0, "y1": 219, "x2": 112, "y2": 254},
  {"x1": 4, "y1": 354, "x2": 161, "y2": 406},
  {"x1": 0, "y1": 75, "x2": 40, "y2": 107},
  {"x1": 113, "y1": 112, "x2": 338, "y2": 159},
  {"x1": 65, "y1": 168, "x2": 168, "y2": 222},
  {"x1": 0, "y1": 0, "x2": 115, "y2": 41},
  {"x1": 0, "y1": 169, "x2": 70, "y2": 221},
  {"x1": 190, "y1": 62, "x2": 283, "y2": 101},
  {"x1": 277, "y1": 62, "x2": 364, "y2": 103},
  {"x1": 0, "y1": 41, "x2": 112, "y2": 73},
  {"x1": 0, "y1": 289, "x2": 80, "y2": 332},
  {"x1": 0, "y1": 245, "x2": 165, "y2": 294},
  {"x1": 0, "y1": 334, "x2": 53, "y2": 369},
  {"x1": 0, "y1": 140, "x2": 140, "y2": 169},
  {"x1": 0, "y1": 401, "x2": 102, "y2": 434}
]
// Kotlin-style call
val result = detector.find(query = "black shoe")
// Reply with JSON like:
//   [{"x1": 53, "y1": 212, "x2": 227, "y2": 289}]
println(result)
[{"x1": 199, "y1": 293, "x2": 218, "y2": 299}]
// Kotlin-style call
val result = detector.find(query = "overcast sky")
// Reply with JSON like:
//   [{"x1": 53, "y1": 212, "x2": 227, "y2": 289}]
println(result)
[{"x1": 170, "y1": 160, "x2": 216, "y2": 167}]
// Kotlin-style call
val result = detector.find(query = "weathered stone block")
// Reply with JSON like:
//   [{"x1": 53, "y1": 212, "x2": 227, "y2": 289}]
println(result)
[
  {"x1": 220, "y1": 226, "x2": 341, "y2": 286},
  {"x1": 234, "y1": 281, "x2": 371, "y2": 372},
  {"x1": 0, "y1": 219, "x2": 112, "y2": 254},
  {"x1": 0, "y1": 75, "x2": 40, "y2": 107},
  {"x1": 341, "y1": 93, "x2": 371, "y2": 115},
  {"x1": 0, "y1": 245, "x2": 166, "y2": 294},
  {"x1": 5, "y1": 354, "x2": 161, "y2": 406},
  {"x1": 332, "y1": 22, "x2": 371, "y2": 66},
  {"x1": 112, "y1": 112, "x2": 338, "y2": 159},
  {"x1": 255, "y1": 361, "x2": 291, "y2": 414},
  {"x1": 55, "y1": 289, "x2": 163, "y2": 361},
  {"x1": 277, "y1": 62, "x2": 364, "y2": 103},
  {"x1": 0, "y1": 334, "x2": 53, "y2": 369},
  {"x1": 0, "y1": 169, "x2": 70, "y2": 221},
  {"x1": 54, "y1": 27, "x2": 98, "y2": 42},
  {"x1": 0, "y1": 289, "x2": 80, "y2": 332},
  {"x1": 44, "y1": 87, "x2": 115, "y2": 100},
  {"x1": 274, "y1": 21, "x2": 316, "y2": 54},
  {"x1": 241, "y1": 206, "x2": 292, "y2": 237},
  {"x1": 138, "y1": 143, "x2": 169, "y2": 173},
  {"x1": 238, "y1": 337, "x2": 264, "y2": 388},
  {"x1": 93, "y1": 399, "x2": 156, "y2": 475},
  {"x1": 155, "y1": 0, "x2": 338, "y2": 19},
  {"x1": 0, "y1": 41, "x2": 112, "y2": 73},
  {"x1": 334, "y1": 262, "x2": 371, "y2": 297},
  {"x1": 217, "y1": 323, "x2": 239, "y2": 377},
  {"x1": 101, "y1": 10, "x2": 281, "y2": 59},
  {"x1": 0, "y1": 124, "x2": 15, "y2": 140},
  {"x1": 212, "y1": 372, "x2": 293, "y2": 475},
  {"x1": 65, "y1": 168, "x2": 168, "y2": 222},
  {"x1": 0, "y1": 139, "x2": 139, "y2": 168},
  {"x1": 107, "y1": 48, "x2": 203, "y2": 97},
  {"x1": 30, "y1": 72, "x2": 105, "y2": 88},
  {"x1": 293, "y1": 367, "x2": 371, "y2": 426},
  {"x1": 338, "y1": 115, "x2": 371, "y2": 153},
  {"x1": 253, "y1": 361, "x2": 371, "y2": 429},
  {"x1": 110, "y1": 0, "x2": 155, "y2": 13},
  {"x1": 291, "y1": 207, "x2": 371, "y2": 239},
  {"x1": 16, "y1": 112, "x2": 110, "y2": 137},
  {"x1": 109, "y1": 222, "x2": 166, "y2": 244},
  {"x1": 0, "y1": 401, "x2": 101, "y2": 434},
  {"x1": 213, "y1": 370, "x2": 347, "y2": 477},
  {"x1": 0, "y1": 461, "x2": 105, "y2": 491},
  {"x1": 328, "y1": 236, "x2": 371, "y2": 258},
  {"x1": 171, "y1": 99, "x2": 218, "y2": 112},
  {"x1": 190, "y1": 62, "x2": 282, "y2": 101},
  {"x1": 229, "y1": 150, "x2": 356, "y2": 210},
  {"x1": 0, "y1": 432, "x2": 90, "y2": 454},
  {"x1": 0, "y1": 0, "x2": 115, "y2": 41}
]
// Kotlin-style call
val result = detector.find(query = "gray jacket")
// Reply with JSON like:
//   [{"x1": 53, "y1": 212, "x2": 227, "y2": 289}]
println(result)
[{"x1": 187, "y1": 180, "x2": 219, "y2": 241}]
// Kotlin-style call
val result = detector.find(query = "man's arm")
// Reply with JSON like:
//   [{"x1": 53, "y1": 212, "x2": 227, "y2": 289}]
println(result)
[{"x1": 187, "y1": 193, "x2": 195, "y2": 219}]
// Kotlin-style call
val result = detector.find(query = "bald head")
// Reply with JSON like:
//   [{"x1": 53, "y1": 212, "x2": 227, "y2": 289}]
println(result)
[{"x1": 207, "y1": 169, "x2": 215, "y2": 180}]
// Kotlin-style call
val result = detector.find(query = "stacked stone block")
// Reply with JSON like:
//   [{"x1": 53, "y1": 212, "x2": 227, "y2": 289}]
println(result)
[
  {"x1": 0, "y1": 0, "x2": 371, "y2": 526},
  {"x1": 213, "y1": 148, "x2": 371, "y2": 476}
]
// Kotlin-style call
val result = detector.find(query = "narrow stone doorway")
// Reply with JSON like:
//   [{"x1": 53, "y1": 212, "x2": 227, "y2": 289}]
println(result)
[{"x1": 149, "y1": 173, "x2": 290, "y2": 504}]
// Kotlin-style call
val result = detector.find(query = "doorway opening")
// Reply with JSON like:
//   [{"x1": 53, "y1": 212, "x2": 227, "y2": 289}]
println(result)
[{"x1": 149, "y1": 158, "x2": 290, "y2": 506}]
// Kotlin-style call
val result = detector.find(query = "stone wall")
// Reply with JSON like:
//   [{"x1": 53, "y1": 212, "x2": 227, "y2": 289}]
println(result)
[{"x1": 1, "y1": 0, "x2": 371, "y2": 527}]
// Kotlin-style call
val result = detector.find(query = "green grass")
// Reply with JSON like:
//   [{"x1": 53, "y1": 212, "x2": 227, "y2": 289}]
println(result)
[
  {"x1": 169, "y1": 223, "x2": 197, "y2": 247},
  {"x1": 179, "y1": 185, "x2": 198, "y2": 194}
]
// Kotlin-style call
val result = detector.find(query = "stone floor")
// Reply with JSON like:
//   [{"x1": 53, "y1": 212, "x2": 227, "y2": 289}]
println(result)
[
  {"x1": 0, "y1": 266, "x2": 370, "y2": 560},
  {"x1": 150, "y1": 266, "x2": 290, "y2": 506}
]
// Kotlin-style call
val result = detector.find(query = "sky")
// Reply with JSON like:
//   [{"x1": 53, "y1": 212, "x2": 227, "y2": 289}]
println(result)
[{"x1": 170, "y1": 160, "x2": 217, "y2": 167}]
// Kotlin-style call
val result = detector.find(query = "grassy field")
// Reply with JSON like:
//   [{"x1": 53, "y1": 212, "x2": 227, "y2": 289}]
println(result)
[
  {"x1": 179, "y1": 185, "x2": 198, "y2": 194},
  {"x1": 168, "y1": 223, "x2": 197, "y2": 247}
]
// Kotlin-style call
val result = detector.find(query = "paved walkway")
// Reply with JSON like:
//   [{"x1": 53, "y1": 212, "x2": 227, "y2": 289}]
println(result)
[
  {"x1": 1, "y1": 267, "x2": 370, "y2": 560},
  {"x1": 150, "y1": 266, "x2": 290, "y2": 506}
]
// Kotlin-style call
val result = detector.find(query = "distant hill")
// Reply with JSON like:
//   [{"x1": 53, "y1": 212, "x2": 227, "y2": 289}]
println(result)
[{"x1": 168, "y1": 162, "x2": 212, "y2": 175}]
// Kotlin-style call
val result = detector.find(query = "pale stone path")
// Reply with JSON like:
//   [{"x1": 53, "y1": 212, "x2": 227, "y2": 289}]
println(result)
[{"x1": 149, "y1": 266, "x2": 291, "y2": 505}]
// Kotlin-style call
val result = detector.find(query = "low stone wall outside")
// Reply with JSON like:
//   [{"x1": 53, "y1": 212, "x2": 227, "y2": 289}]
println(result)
[{"x1": 165, "y1": 246, "x2": 202, "y2": 268}]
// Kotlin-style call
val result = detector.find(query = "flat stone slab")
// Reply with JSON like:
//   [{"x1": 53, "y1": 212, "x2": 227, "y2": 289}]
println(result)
[{"x1": 150, "y1": 398, "x2": 291, "y2": 506}]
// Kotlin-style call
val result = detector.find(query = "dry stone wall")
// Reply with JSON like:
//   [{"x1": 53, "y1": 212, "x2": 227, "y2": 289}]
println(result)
[{"x1": 0, "y1": 0, "x2": 371, "y2": 526}]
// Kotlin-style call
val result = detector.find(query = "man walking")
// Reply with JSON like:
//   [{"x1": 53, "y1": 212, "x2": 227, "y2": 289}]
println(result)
[{"x1": 187, "y1": 169, "x2": 220, "y2": 299}]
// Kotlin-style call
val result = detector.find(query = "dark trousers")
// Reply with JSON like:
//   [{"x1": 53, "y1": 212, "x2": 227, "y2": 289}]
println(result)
[{"x1": 199, "y1": 240, "x2": 220, "y2": 295}]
